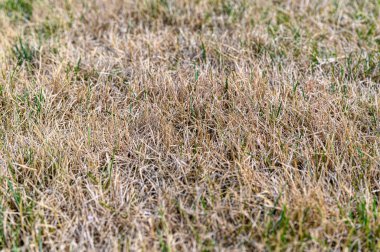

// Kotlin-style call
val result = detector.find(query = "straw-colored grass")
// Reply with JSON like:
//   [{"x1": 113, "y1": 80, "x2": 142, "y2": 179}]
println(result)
[{"x1": 0, "y1": 0, "x2": 379, "y2": 250}]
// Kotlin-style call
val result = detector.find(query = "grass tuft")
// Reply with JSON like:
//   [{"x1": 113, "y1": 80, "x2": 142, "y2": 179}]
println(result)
[{"x1": 12, "y1": 37, "x2": 35, "y2": 66}]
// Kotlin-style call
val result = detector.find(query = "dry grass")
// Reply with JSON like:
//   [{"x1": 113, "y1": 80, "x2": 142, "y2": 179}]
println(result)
[{"x1": 0, "y1": 0, "x2": 379, "y2": 250}]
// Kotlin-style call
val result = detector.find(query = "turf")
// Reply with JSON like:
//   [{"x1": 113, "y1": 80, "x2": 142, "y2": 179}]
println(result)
[{"x1": 0, "y1": 0, "x2": 379, "y2": 250}]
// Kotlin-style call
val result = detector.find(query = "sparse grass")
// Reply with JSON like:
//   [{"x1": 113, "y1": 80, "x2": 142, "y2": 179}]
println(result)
[{"x1": 0, "y1": 0, "x2": 380, "y2": 250}]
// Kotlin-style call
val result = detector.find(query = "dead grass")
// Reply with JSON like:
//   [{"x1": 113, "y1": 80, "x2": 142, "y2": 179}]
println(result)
[{"x1": 0, "y1": 0, "x2": 379, "y2": 250}]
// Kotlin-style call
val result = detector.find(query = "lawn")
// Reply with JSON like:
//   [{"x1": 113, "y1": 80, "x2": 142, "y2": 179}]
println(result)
[{"x1": 0, "y1": 0, "x2": 379, "y2": 250}]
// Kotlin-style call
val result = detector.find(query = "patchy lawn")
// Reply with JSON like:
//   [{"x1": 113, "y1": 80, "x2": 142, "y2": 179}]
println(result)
[{"x1": 0, "y1": 0, "x2": 379, "y2": 250}]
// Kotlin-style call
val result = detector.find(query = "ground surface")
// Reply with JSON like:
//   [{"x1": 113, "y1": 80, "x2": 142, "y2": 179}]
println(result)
[{"x1": 0, "y1": 0, "x2": 379, "y2": 251}]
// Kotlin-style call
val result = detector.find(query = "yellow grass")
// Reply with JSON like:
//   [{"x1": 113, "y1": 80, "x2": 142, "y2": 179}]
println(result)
[{"x1": 0, "y1": 0, "x2": 379, "y2": 250}]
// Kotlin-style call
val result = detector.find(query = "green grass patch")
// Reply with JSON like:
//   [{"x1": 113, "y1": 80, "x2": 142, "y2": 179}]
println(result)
[{"x1": 0, "y1": 0, "x2": 33, "y2": 21}]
